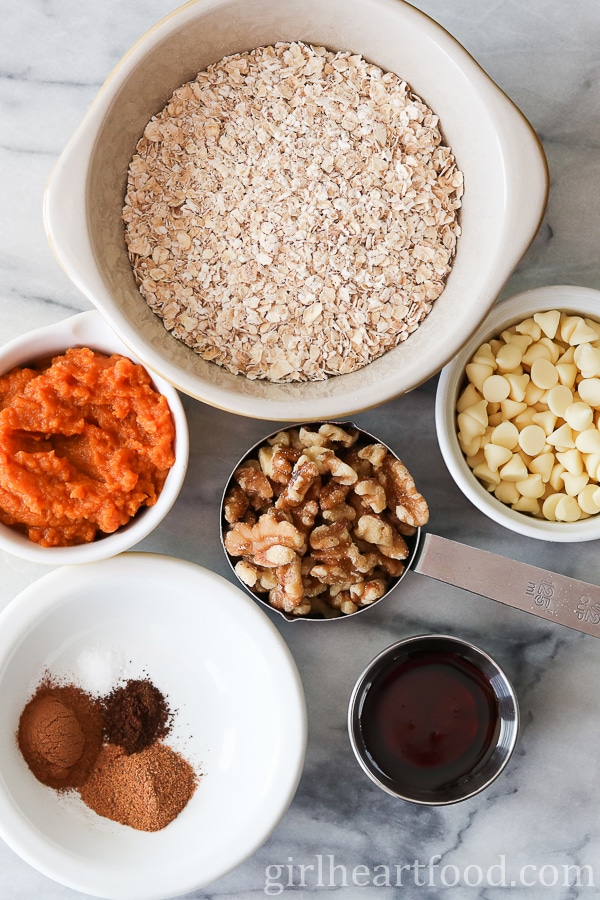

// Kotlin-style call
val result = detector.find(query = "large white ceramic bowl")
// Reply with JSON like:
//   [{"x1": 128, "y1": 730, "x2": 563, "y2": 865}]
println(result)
[
  {"x1": 0, "y1": 554, "x2": 307, "y2": 900},
  {"x1": 436, "y1": 285, "x2": 600, "y2": 542},
  {"x1": 44, "y1": 0, "x2": 547, "y2": 421},
  {"x1": 0, "y1": 311, "x2": 188, "y2": 564}
]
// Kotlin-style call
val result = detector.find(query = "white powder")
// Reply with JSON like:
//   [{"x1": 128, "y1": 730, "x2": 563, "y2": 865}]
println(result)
[{"x1": 73, "y1": 646, "x2": 131, "y2": 697}]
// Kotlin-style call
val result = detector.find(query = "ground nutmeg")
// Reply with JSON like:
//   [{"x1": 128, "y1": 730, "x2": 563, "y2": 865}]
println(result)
[{"x1": 79, "y1": 741, "x2": 197, "y2": 832}]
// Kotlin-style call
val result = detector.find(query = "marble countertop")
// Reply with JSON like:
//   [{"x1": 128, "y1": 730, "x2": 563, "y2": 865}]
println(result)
[{"x1": 2, "y1": 1, "x2": 600, "y2": 898}]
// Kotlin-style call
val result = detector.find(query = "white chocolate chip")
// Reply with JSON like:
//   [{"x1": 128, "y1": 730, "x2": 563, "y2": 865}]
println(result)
[
  {"x1": 512, "y1": 496, "x2": 541, "y2": 515},
  {"x1": 518, "y1": 424, "x2": 547, "y2": 456},
  {"x1": 514, "y1": 408, "x2": 537, "y2": 429},
  {"x1": 523, "y1": 342, "x2": 553, "y2": 367},
  {"x1": 465, "y1": 362, "x2": 495, "y2": 393},
  {"x1": 472, "y1": 463, "x2": 500, "y2": 487},
  {"x1": 556, "y1": 363, "x2": 578, "y2": 387},
  {"x1": 578, "y1": 379, "x2": 600, "y2": 407},
  {"x1": 457, "y1": 383, "x2": 484, "y2": 412},
  {"x1": 564, "y1": 401, "x2": 593, "y2": 432},
  {"x1": 515, "y1": 473, "x2": 545, "y2": 499},
  {"x1": 505, "y1": 373, "x2": 529, "y2": 402},
  {"x1": 530, "y1": 357, "x2": 559, "y2": 390},
  {"x1": 534, "y1": 310, "x2": 560, "y2": 339},
  {"x1": 515, "y1": 317, "x2": 541, "y2": 341},
  {"x1": 549, "y1": 462, "x2": 566, "y2": 491},
  {"x1": 546, "y1": 384, "x2": 573, "y2": 417},
  {"x1": 546, "y1": 423, "x2": 575, "y2": 451},
  {"x1": 457, "y1": 412, "x2": 486, "y2": 445},
  {"x1": 482, "y1": 375, "x2": 511, "y2": 403},
  {"x1": 500, "y1": 399, "x2": 528, "y2": 420},
  {"x1": 473, "y1": 343, "x2": 498, "y2": 368},
  {"x1": 578, "y1": 429, "x2": 600, "y2": 454},
  {"x1": 574, "y1": 344, "x2": 600, "y2": 378},
  {"x1": 554, "y1": 494, "x2": 582, "y2": 522},
  {"x1": 491, "y1": 421, "x2": 520, "y2": 449},
  {"x1": 499, "y1": 453, "x2": 528, "y2": 482},
  {"x1": 542, "y1": 494, "x2": 562, "y2": 521},
  {"x1": 564, "y1": 317, "x2": 599, "y2": 345},
  {"x1": 529, "y1": 452, "x2": 555, "y2": 483},
  {"x1": 578, "y1": 484, "x2": 600, "y2": 515},
  {"x1": 531, "y1": 410, "x2": 557, "y2": 435},
  {"x1": 583, "y1": 452, "x2": 600, "y2": 480},
  {"x1": 494, "y1": 481, "x2": 521, "y2": 505},
  {"x1": 562, "y1": 472, "x2": 589, "y2": 497},
  {"x1": 496, "y1": 343, "x2": 523, "y2": 372},
  {"x1": 556, "y1": 448, "x2": 584, "y2": 476},
  {"x1": 523, "y1": 381, "x2": 545, "y2": 405},
  {"x1": 484, "y1": 443, "x2": 513, "y2": 472}
]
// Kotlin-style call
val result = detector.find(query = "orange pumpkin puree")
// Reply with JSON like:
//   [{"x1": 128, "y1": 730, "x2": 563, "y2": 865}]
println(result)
[{"x1": 0, "y1": 347, "x2": 175, "y2": 547}]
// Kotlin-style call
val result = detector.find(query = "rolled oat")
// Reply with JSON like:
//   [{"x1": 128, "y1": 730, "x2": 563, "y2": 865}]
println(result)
[{"x1": 123, "y1": 42, "x2": 463, "y2": 382}]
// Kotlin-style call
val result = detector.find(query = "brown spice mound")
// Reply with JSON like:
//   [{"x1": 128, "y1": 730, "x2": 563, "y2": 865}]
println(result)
[
  {"x1": 101, "y1": 679, "x2": 172, "y2": 754},
  {"x1": 17, "y1": 683, "x2": 103, "y2": 790},
  {"x1": 78, "y1": 742, "x2": 197, "y2": 832}
]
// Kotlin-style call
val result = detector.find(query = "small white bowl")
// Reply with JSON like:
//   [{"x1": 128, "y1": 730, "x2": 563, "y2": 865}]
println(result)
[
  {"x1": 436, "y1": 284, "x2": 600, "y2": 542},
  {"x1": 44, "y1": 0, "x2": 547, "y2": 421},
  {"x1": 0, "y1": 310, "x2": 188, "y2": 564},
  {"x1": 0, "y1": 553, "x2": 307, "y2": 900}
]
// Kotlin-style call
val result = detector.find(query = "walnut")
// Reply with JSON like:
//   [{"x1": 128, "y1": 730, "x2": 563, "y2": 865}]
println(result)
[
  {"x1": 269, "y1": 557, "x2": 304, "y2": 612},
  {"x1": 377, "y1": 455, "x2": 430, "y2": 527},
  {"x1": 354, "y1": 478, "x2": 387, "y2": 513},
  {"x1": 276, "y1": 455, "x2": 320, "y2": 507},
  {"x1": 233, "y1": 461, "x2": 273, "y2": 508},
  {"x1": 224, "y1": 514, "x2": 306, "y2": 558},
  {"x1": 223, "y1": 484, "x2": 249, "y2": 524}
]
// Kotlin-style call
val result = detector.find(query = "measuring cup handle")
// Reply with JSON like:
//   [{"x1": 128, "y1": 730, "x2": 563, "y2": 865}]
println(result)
[{"x1": 413, "y1": 533, "x2": 600, "y2": 639}]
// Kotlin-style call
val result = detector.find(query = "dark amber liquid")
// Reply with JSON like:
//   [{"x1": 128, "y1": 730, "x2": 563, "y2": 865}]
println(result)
[{"x1": 360, "y1": 649, "x2": 500, "y2": 794}]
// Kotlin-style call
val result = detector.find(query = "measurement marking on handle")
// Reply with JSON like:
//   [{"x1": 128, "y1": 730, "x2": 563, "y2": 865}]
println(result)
[
  {"x1": 575, "y1": 596, "x2": 600, "y2": 624},
  {"x1": 525, "y1": 580, "x2": 554, "y2": 610}
]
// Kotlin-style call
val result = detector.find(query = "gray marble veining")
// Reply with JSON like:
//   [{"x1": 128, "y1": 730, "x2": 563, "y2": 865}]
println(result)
[{"x1": 1, "y1": 1, "x2": 600, "y2": 898}]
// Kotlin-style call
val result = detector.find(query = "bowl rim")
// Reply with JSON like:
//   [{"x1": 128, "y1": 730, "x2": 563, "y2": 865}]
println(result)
[
  {"x1": 43, "y1": 0, "x2": 548, "y2": 421},
  {"x1": 436, "y1": 284, "x2": 600, "y2": 542},
  {"x1": 0, "y1": 310, "x2": 189, "y2": 564}
]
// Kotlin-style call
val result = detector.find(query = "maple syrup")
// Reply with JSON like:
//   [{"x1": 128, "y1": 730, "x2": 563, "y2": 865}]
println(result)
[{"x1": 359, "y1": 647, "x2": 500, "y2": 794}]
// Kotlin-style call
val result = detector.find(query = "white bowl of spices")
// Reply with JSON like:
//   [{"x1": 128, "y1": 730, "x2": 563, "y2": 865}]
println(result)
[
  {"x1": 45, "y1": 0, "x2": 547, "y2": 420},
  {"x1": 0, "y1": 310, "x2": 188, "y2": 564},
  {"x1": 436, "y1": 284, "x2": 600, "y2": 541},
  {"x1": 0, "y1": 554, "x2": 306, "y2": 899}
]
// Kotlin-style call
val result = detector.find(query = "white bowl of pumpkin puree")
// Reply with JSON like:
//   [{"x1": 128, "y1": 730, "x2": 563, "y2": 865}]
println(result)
[{"x1": 0, "y1": 310, "x2": 188, "y2": 564}]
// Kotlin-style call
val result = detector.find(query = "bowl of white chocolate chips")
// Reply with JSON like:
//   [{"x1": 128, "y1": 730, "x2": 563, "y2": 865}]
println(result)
[{"x1": 436, "y1": 285, "x2": 600, "y2": 541}]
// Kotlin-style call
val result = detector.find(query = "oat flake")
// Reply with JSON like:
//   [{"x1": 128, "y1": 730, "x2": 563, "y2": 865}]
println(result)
[{"x1": 123, "y1": 42, "x2": 463, "y2": 382}]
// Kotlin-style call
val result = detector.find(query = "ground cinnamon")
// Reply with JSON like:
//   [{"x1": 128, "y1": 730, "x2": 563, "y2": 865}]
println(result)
[
  {"x1": 78, "y1": 741, "x2": 197, "y2": 831},
  {"x1": 17, "y1": 683, "x2": 103, "y2": 790}
]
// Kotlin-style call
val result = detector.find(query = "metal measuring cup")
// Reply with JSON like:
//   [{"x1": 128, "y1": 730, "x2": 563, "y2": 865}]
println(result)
[{"x1": 221, "y1": 422, "x2": 600, "y2": 637}]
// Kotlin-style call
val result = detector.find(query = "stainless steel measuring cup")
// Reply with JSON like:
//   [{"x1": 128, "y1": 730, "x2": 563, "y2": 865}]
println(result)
[{"x1": 221, "y1": 422, "x2": 600, "y2": 636}]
